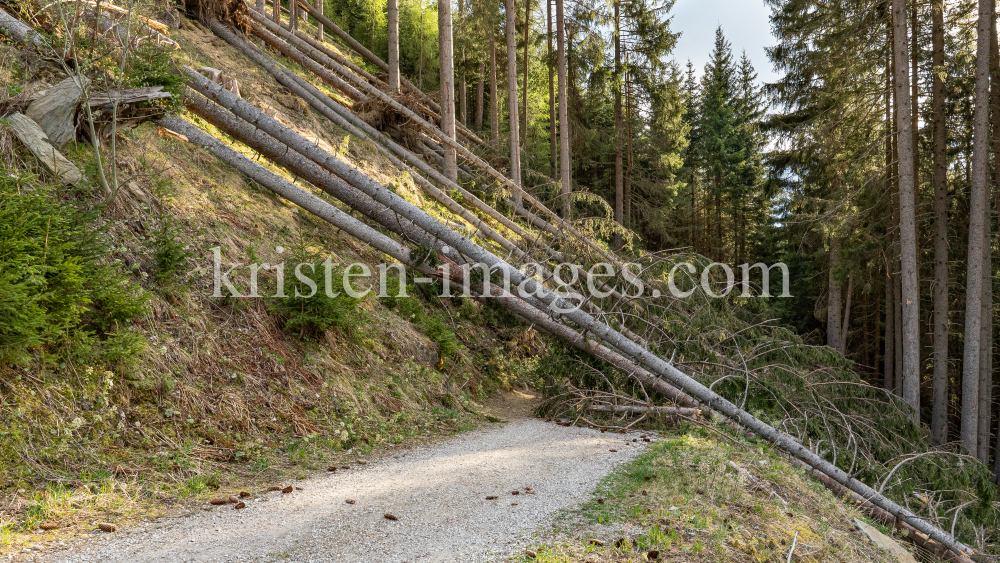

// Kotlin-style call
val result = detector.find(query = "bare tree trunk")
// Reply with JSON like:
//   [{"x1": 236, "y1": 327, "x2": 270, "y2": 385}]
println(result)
[
  {"x1": 840, "y1": 271, "x2": 854, "y2": 355},
  {"x1": 931, "y1": 0, "x2": 949, "y2": 445},
  {"x1": 460, "y1": 48, "x2": 467, "y2": 126},
  {"x1": 613, "y1": 0, "x2": 622, "y2": 249},
  {"x1": 557, "y1": 0, "x2": 570, "y2": 218},
  {"x1": 980, "y1": 216, "x2": 993, "y2": 462},
  {"x1": 439, "y1": 0, "x2": 458, "y2": 181},
  {"x1": 419, "y1": 4, "x2": 424, "y2": 89},
  {"x1": 522, "y1": 0, "x2": 531, "y2": 148},
  {"x1": 505, "y1": 0, "x2": 522, "y2": 202},
  {"x1": 981, "y1": 3, "x2": 1000, "y2": 466},
  {"x1": 490, "y1": 34, "x2": 499, "y2": 150},
  {"x1": 892, "y1": 40, "x2": 904, "y2": 398},
  {"x1": 387, "y1": 0, "x2": 399, "y2": 93},
  {"x1": 257, "y1": 0, "x2": 264, "y2": 18},
  {"x1": 961, "y1": 0, "x2": 993, "y2": 455},
  {"x1": 475, "y1": 61, "x2": 484, "y2": 130},
  {"x1": 892, "y1": 0, "x2": 920, "y2": 423},
  {"x1": 989, "y1": 6, "x2": 1000, "y2": 468},
  {"x1": 885, "y1": 273, "x2": 895, "y2": 390},
  {"x1": 315, "y1": 0, "x2": 322, "y2": 39},
  {"x1": 273, "y1": 0, "x2": 280, "y2": 23},
  {"x1": 828, "y1": 237, "x2": 843, "y2": 351},
  {"x1": 547, "y1": 0, "x2": 555, "y2": 175},
  {"x1": 911, "y1": 0, "x2": 919, "y2": 191},
  {"x1": 625, "y1": 65, "x2": 632, "y2": 228}
]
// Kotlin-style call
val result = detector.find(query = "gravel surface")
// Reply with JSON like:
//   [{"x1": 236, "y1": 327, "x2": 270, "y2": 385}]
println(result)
[{"x1": 43, "y1": 419, "x2": 650, "y2": 562}]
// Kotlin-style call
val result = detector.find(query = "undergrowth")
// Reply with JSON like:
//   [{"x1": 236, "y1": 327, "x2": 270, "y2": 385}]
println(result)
[{"x1": 517, "y1": 420, "x2": 896, "y2": 563}]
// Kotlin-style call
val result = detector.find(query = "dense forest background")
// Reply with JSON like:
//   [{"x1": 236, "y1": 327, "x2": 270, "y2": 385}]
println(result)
[{"x1": 281, "y1": 0, "x2": 1000, "y2": 469}]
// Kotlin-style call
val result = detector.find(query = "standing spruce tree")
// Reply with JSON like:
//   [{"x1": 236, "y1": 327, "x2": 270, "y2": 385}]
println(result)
[{"x1": 696, "y1": 28, "x2": 740, "y2": 262}]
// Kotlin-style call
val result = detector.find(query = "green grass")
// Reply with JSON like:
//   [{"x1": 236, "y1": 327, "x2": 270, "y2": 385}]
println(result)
[{"x1": 515, "y1": 421, "x2": 900, "y2": 563}]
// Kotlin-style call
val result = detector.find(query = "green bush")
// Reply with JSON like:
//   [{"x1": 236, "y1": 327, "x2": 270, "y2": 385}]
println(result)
[
  {"x1": 152, "y1": 217, "x2": 191, "y2": 284},
  {"x1": 270, "y1": 253, "x2": 360, "y2": 337},
  {"x1": 0, "y1": 175, "x2": 148, "y2": 365}
]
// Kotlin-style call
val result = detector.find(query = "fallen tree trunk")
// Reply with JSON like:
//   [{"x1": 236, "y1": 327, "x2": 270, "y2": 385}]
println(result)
[
  {"x1": 785, "y1": 457, "x2": 976, "y2": 563},
  {"x1": 244, "y1": 13, "x2": 616, "y2": 268},
  {"x1": 165, "y1": 113, "x2": 691, "y2": 410},
  {"x1": 183, "y1": 88, "x2": 445, "y2": 255},
  {"x1": 160, "y1": 116, "x2": 426, "y2": 270},
  {"x1": 289, "y1": 25, "x2": 384, "y2": 88},
  {"x1": 181, "y1": 67, "x2": 977, "y2": 558},
  {"x1": 291, "y1": 0, "x2": 487, "y2": 148},
  {"x1": 212, "y1": 23, "x2": 646, "y2": 331},
  {"x1": 590, "y1": 404, "x2": 701, "y2": 417},
  {"x1": 0, "y1": 7, "x2": 47, "y2": 46},
  {"x1": 210, "y1": 24, "x2": 526, "y2": 260},
  {"x1": 248, "y1": 21, "x2": 362, "y2": 101}
]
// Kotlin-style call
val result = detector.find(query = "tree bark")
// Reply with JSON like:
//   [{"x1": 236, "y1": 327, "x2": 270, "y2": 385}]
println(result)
[
  {"x1": 892, "y1": 0, "x2": 920, "y2": 423},
  {"x1": 439, "y1": 0, "x2": 458, "y2": 181},
  {"x1": 828, "y1": 237, "x2": 843, "y2": 351},
  {"x1": 0, "y1": 7, "x2": 47, "y2": 46},
  {"x1": 931, "y1": 0, "x2": 949, "y2": 445},
  {"x1": 247, "y1": 15, "x2": 364, "y2": 100},
  {"x1": 979, "y1": 215, "x2": 993, "y2": 462},
  {"x1": 387, "y1": 0, "x2": 399, "y2": 93},
  {"x1": 547, "y1": 0, "x2": 556, "y2": 175},
  {"x1": 961, "y1": 0, "x2": 993, "y2": 455},
  {"x1": 160, "y1": 116, "x2": 435, "y2": 274},
  {"x1": 475, "y1": 61, "x2": 484, "y2": 130},
  {"x1": 911, "y1": 0, "x2": 919, "y2": 192},
  {"x1": 557, "y1": 0, "x2": 570, "y2": 218},
  {"x1": 460, "y1": 48, "x2": 468, "y2": 126},
  {"x1": 840, "y1": 271, "x2": 854, "y2": 355},
  {"x1": 522, "y1": 0, "x2": 531, "y2": 148},
  {"x1": 505, "y1": 0, "x2": 522, "y2": 202},
  {"x1": 885, "y1": 42, "x2": 895, "y2": 393},
  {"x1": 624, "y1": 65, "x2": 632, "y2": 229},
  {"x1": 183, "y1": 90, "x2": 439, "y2": 252},
  {"x1": 613, "y1": 0, "x2": 623, "y2": 249},
  {"x1": 590, "y1": 405, "x2": 701, "y2": 417},
  {"x1": 892, "y1": 38, "x2": 904, "y2": 398},
  {"x1": 989, "y1": 5, "x2": 1000, "y2": 468},
  {"x1": 885, "y1": 273, "x2": 895, "y2": 390},
  {"x1": 315, "y1": 0, "x2": 323, "y2": 39},
  {"x1": 490, "y1": 35, "x2": 500, "y2": 150}
]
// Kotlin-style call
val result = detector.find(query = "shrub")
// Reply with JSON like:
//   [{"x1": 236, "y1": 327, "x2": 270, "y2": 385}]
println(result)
[
  {"x1": 0, "y1": 174, "x2": 148, "y2": 365},
  {"x1": 152, "y1": 217, "x2": 191, "y2": 284},
  {"x1": 270, "y1": 252, "x2": 360, "y2": 337}
]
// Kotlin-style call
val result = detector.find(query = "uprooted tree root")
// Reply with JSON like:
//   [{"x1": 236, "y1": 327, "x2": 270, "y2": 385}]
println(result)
[{"x1": 353, "y1": 91, "x2": 436, "y2": 150}]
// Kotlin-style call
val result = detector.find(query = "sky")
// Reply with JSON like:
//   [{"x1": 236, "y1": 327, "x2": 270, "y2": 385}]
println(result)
[{"x1": 669, "y1": 0, "x2": 780, "y2": 85}]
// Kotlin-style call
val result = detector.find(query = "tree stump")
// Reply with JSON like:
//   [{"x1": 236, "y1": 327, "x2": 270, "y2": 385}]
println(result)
[
  {"x1": 25, "y1": 76, "x2": 88, "y2": 150},
  {"x1": 198, "y1": 67, "x2": 240, "y2": 98},
  {"x1": 7, "y1": 113, "x2": 83, "y2": 185}
]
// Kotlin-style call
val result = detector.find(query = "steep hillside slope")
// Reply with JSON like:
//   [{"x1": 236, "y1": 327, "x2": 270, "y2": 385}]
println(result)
[
  {"x1": 0, "y1": 0, "x2": 995, "y2": 559},
  {"x1": 0, "y1": 9, "x2": 542, "y2": 549}
]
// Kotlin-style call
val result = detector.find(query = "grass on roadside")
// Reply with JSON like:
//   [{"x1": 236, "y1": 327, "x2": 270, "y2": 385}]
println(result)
[{"x1": 517, "y1": 420, "x2": 903, "y2": 563}]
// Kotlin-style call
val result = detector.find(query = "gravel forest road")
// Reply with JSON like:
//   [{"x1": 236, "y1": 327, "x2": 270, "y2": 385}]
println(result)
[{"x1": 42, "y1": 410, "x2": 650, "y2": 563}]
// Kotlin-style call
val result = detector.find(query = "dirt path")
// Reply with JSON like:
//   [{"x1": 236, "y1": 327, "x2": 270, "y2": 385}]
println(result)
[{"x1": 40, "y1": 400, "x2": 650, "y2": 562}]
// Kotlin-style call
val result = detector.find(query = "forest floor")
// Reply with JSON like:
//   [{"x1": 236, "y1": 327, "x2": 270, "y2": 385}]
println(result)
[{"x1": 3, "y1": 391, "x2": 905, "y2": 563}]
